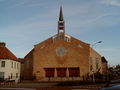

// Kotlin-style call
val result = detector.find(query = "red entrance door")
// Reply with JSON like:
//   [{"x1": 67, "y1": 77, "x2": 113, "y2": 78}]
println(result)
[
  {"x1": 44, "y1": 68, "x2": 55, "y2": 77},
  {"x1": 56, "y1": 68, "x2": 67, "y2": 77},
  {"x1": 68, "y1": 67, "x2": 80, "y2": 77}
]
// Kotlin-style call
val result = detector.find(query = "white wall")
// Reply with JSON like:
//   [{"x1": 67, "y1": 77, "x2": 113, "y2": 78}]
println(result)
[{"x1": 0, "y1": 59, "x2": 21, "y2": 81}]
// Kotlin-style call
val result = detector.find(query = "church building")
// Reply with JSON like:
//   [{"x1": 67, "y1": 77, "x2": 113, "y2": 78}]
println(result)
[{"x1": 21, "y1": 7, "x2": 108, "y2": 81}]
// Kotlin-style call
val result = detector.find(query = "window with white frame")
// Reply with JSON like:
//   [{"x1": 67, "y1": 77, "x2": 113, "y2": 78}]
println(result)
[
  {"x1": 17, "y1": 63, "x2": 19, "y2": 69},
  {"x1": 11, "y1": 73, "x2": 13, "y2": 79},
  {"x1": 1, "y1": 61, "x2": 5, "y2": 67},
  {"x1": 11, "y1": 61, "x2": 13, "y2": 68},
  {"x1": 14, "y1": 62, "x2": 16, "y2": 69},
  {"x1": 16, "y1": 73, "x2": 18, "y2": 78},
  {"x1": 0, "y1": 72, "x2": 4, "y2": 79}
]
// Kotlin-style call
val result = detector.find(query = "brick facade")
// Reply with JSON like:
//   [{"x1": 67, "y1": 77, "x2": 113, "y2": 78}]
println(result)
[{"x1": 33, "y1": 35, "x2": 90, "y2": 81}]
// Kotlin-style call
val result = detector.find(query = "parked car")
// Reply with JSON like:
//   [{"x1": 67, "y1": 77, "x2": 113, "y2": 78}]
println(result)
[
  {"x1": 100, "y1": 83, "x2": 120, "y2": 90},
  {"x1": 100, "y1": 80, "x2": 120, "y2": 90}
]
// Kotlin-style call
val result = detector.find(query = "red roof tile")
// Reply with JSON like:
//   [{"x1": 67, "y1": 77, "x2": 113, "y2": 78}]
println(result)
[{"x1": 0, "y1": 46, "x2": 18, "y2": 61}]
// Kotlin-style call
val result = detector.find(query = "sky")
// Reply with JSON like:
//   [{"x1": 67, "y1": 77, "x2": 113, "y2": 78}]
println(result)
[{"x1": 0, "y1": 0, "x2": 120, "y2": 66}]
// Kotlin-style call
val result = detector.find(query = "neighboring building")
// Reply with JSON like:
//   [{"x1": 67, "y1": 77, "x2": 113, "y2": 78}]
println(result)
[
  {"x1": 20, "y1": 49, "x2": 34, "y2": 80},
  {"x1": 101, "y1": 57, "x2": 108, "y2": 75},
  {"x1": 89, "y1": 48, "x2": 102, "y2": 75},
  {"x1": 89, "y1": 48, "x2": 108, "y2": 80},
  {"x1": 21, "y1": 7, "x2": 108, "y2": 81},
  {"x1": 0, "y1": 42, "x2": 21, "y2": 81},
  {"x1": 108, "y1": 64, "x2": 120, "y2": 80}
]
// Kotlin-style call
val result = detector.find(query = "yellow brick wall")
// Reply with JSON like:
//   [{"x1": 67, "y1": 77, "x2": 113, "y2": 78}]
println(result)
[{"x1": 33, "y1": 37, "x2": 90, "y2": 80}]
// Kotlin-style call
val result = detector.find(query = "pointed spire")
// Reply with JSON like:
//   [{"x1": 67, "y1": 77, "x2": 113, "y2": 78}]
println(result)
[
  {"x1": 58, "y1": 6, "x2": 65, "y2": 34},
  {"x1": 59, "y1": 6, "x2": 64, "y2": 21}
]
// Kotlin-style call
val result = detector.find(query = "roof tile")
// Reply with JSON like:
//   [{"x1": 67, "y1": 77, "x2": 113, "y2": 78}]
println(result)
[{"x1": 0, "y1": 46, "x2": 18, "y2": 61}]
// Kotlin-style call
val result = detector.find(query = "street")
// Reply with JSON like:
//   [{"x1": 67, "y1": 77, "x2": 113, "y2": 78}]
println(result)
[
  {"x1": 0, "y1": 82, "x2": 105, "y2": 90},
  {"x1": 0, "y1": 88, "x2": 98, "y2": 90}
]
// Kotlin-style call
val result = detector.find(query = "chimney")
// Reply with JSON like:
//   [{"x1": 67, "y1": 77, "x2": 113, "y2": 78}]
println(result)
[{"x1": 0, "y1": 42, "x2": 6, "y2": 47}]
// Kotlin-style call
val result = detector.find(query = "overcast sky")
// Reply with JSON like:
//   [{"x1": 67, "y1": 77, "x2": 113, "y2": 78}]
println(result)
[{"x1": 0, "y1": 0, "x2": 120, "y2": 66}]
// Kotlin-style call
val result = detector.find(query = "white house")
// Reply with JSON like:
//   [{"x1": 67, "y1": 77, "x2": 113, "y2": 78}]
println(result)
[{"x1": 0, "y1": 42, "x2": 21, "y2": 81}]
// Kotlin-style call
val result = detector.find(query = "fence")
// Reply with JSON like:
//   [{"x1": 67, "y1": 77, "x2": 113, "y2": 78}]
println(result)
[{"x1": 0, "y1": 80, "x2": 15, "y2": 87}]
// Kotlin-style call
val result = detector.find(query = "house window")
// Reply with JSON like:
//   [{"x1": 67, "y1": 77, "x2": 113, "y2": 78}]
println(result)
[
  {"x1": 11, "y1": 61, "x2": 13, "y2": 68},
  {"x1": 11, "y1": 73, "x2": 13, "y2": 79},
  {"x1": 0, "y1": 72, "x2": 4, "y2": 79},
  {"x1": 56, "y1": 68, "x2": 67, "y2": 77},
  {"x1": 16, "y1": 73, "x2": 18, "y2": 78},
  {"x1": 1, "y1": 61, "x2": 5, "y2": 67},
  {"x1": 14, "y1": 62, "x2": 16, "y2": 69},
  {"x1": 68, "y1": 67, "x2": 80, "y2": 77},
  {"x1": 17, "y1": 63, "x2": 19, "y2": 69}
]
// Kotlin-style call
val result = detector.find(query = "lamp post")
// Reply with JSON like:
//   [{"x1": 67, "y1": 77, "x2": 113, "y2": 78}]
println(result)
[
  {"x1": 91, "y1": 41, "x2": 102, "y2": 47},
  {"x1": 91, "y1": 41, "x2": 102, "y2": 83}
]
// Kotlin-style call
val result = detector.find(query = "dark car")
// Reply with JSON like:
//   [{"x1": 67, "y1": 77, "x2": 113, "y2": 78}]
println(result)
[
  {"x1": 100, "y1": 80, "x2": 120, "y2": 90},
  {"x1": 100, "y1": 83, "x2": 120, "y2": 90}
]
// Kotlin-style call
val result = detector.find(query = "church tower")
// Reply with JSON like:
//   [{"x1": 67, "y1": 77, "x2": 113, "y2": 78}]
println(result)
[{"x1": 58, "y1": 6, "x2": 65, "y2": 34}]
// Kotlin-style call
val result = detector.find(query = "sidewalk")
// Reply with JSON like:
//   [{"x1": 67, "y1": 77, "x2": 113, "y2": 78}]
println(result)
[{"x1": 0, "y1": 82, "x2": 105, "y2": 89}]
